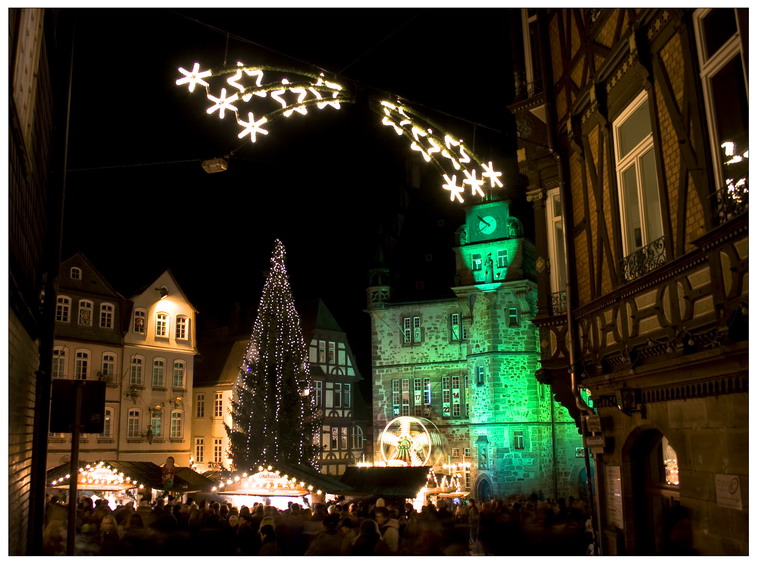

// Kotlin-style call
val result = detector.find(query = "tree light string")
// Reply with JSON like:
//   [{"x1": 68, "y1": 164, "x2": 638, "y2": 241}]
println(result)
[{"x1": 176, "y1": 62, "x2": 504, "y2": 204}]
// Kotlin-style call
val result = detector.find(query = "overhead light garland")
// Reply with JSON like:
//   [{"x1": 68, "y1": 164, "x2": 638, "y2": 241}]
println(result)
[
  {"x1": 176, "y1": 61, "x2": 351, "y2": 142},
  {"x1": 374, "y1": 99, "x2": 504, "y2": 204},
  {"x1": 176, "y1": 63, "x2": 504, "y2": 205}
]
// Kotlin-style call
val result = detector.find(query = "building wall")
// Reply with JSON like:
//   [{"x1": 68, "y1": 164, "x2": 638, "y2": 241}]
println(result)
[
  {"x1": 370, "y1": 199, "x2": 584, "y2": 499},
  {"x1": 511, "y1": 7, "x2": 748, "y2": 556},
  {"x1": 8, "y1": 310, "x2": 38, "y2": 555}
]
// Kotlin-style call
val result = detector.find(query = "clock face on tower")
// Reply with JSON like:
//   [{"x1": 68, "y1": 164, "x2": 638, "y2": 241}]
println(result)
[{"x1": 477, "y1": 215, "x2": 497, "y2": 236}]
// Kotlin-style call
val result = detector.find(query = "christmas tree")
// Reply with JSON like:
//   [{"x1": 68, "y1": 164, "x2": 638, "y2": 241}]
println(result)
[{"x1": 227, "y1": 239, "x2": 319, "y2": 469}]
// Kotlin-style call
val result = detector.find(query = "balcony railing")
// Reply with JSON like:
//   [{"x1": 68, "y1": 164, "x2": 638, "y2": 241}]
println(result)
[
  {"x1": 620, "y1": 235, "x2": 667, "y2": 282},
  {"x1": 713, "y1": 180, "x2": 748, "y2": 225}
]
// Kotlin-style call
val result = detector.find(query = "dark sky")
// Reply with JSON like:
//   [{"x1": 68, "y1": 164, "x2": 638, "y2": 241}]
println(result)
[{"x1": 61, "y1": 7, "x2": 519, "y2": 377}]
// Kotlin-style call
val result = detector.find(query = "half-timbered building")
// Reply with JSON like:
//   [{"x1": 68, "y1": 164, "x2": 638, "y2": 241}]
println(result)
[{"x1": 509, "y1": 8, "x2": 748, "y2": 556}]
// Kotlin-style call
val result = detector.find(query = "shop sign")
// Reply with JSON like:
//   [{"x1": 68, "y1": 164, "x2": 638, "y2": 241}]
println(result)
[{"x1": 715, "y1": 474, "x2": 743, "y2": 510}]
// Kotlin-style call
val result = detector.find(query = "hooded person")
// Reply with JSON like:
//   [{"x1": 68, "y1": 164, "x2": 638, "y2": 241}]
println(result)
[{"x1": 374, "y1": 506, "x2": 401, "y2": 553}]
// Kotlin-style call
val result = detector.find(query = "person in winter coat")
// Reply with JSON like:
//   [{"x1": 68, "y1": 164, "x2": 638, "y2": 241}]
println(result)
[
  {"x1": 258, "y1": 524, "x2": 280, "y2": 555},
  {"x1": 374, "y1": 506, "x2": 401, "y2": 553},
  {"x1": 304, "y1": 513, "x2": 343, "y2": 555}
]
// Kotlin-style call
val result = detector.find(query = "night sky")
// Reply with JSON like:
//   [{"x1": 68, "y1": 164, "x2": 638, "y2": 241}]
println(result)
[{"x1": 61, "y1": 7, "x2": 519, "y2": 378}]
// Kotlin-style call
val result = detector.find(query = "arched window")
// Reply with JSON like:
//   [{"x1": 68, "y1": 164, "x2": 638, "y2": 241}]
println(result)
[
  {"x1": 127, "y1": 409, "x2": 141, "y2": 438},
  {"x1": 99, "y1": 303, "x2": 114, "y2": 329},
  {"x1": 152, "y1": 358, "x2": 166, "y2": 387},
  {"x1": 351, "y1": 426, "x2": 364, "y2": 450},
  {"x1": 172, "y1": 360, "x2": 186, "y2": 388},
  {"x1": 151, "y1": 409, "x2": 163, "y2": 438},
  {"x1": 56, "y1": 296, "x2": 71, "y2": 323},
  {"x1": 78, "y1": 299, "x2": 93, "y2": 326},
  {"x1": 133, "y1": 308, "x2": 147, "y2": 334},
  {"x1": 170, "y1": 411, "x2": 183, "y2": 439},
  {"x1": 99, "y1": 407, "x2": 113, "y2": 439},
  {"x1": 130, "y1": 356, "x2": 144, "y2": 385},
  {"x1": 52, "y1": 347, "x2": 67, "y2": 379},
  {"x1": 176, "y1": 315, "x2": 189, "y2": 340},
  {"x1": 75, "y1": 350, "x2": 90, "y2": 380},
  {"x1": 101, "y1": 352, "x2": 116, "y2": 382},
  {"x1": 70, "y1": 267, "x2": 82, "y2": 280},
  {"x1": 156, "y1": 312, "x2": 169, "y2": 337}
]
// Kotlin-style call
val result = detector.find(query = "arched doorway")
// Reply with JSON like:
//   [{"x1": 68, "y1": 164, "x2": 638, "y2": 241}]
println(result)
[
  {"x1": 476, "y1": 475, "x2": 493, "y2": 502},
  {"x1": 627, "y1": 429, "x2": 681, "y2": 554}
]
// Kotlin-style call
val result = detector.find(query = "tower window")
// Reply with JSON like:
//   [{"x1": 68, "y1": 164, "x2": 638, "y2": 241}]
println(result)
[
  {"x1": 472, "y1": 253, "x2": 483, "y2": 271},
  {"x1": 496, "y1": 249, "x2": 508, "y2": 268},
  {"x1": 508, "y1": 307, "x2": 520, "y2": 327}
]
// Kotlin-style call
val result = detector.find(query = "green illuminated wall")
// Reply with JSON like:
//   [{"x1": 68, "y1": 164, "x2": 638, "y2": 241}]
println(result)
[{"x1": 368, "y1": 199, "x2": 584, "y2": 499}]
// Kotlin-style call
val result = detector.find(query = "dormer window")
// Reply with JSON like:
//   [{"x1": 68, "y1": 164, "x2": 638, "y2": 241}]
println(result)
[{"x1": 70, "y1": 267, "x2": 81, "y2": 280}]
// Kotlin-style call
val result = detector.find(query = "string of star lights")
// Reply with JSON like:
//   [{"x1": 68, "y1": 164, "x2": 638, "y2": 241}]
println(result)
[
  {"x1": 227, "y1": 240, "x2": 319, "y2": 471},
  {"x1": 373, "y1": 99, "x2": 504, "y2": 204},
  {"x1": 176, "y1": 62, "x2": 352, "y2": 143},
  {"x1": 176, "y1": 61, "x2": 504, "y2": 206}
]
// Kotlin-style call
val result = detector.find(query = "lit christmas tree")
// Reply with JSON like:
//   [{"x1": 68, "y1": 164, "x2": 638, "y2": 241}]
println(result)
[{"x1": 227, "y1": 239, "x2": 319, "y2": 469}]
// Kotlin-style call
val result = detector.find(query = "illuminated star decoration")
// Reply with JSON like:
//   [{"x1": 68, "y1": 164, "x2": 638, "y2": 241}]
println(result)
[
  {"x1": 376, "y1": 100, "x2": 504, "y2": 204},
  {"x1": 176, "y1": 63, "x2": 212, "y2": 93},
  {"x1": 177, "y1": 61, "x2": 351, "y2": 144}
]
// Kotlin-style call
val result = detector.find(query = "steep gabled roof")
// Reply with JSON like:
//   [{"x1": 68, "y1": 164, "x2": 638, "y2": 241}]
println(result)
[{"x1": 59, "y1": 252, "x2": 125, "y2": 299}]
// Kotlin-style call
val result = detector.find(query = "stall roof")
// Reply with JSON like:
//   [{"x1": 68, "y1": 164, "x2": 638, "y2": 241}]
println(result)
[
  {"x1": 210, "y1": 461, "x2": 353, "y2": 495},
  {"x1": 339, "y1": 466, "x2": 431, "y2": 498},
  {"x1": 46, "y1": 461, "x2": 196, "y2": 492}
]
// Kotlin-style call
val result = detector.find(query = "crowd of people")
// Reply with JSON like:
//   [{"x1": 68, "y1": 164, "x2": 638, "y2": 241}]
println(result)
[{"x1": 42, "y1": 491, "x2": 591, "y2": 556}]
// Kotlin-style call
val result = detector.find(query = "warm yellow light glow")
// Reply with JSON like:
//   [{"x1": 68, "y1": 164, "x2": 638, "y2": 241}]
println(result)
[
  {"x1": 176, "y1": 63, "x2": 212, "y2": 93},
  {"x1": 481, "y1": 161, "x2": 503, "y2": 188},
  {"x1": 463, "y1": 169, "x2": 485, "y2": 197},
  {"x1": 237, "y1": 112, "x2": 269, "y2": 142},
  {"x1": 443, "y1": 174, "x2": 465, "y2": 203},
  {"x1": 206, "y1": 88, "x2": 238, "y2": 119}
]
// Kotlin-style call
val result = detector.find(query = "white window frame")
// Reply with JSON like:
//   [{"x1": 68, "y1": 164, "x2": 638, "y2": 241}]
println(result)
[
  {"x1": 613, "y1": 91, "x2": 664, "y2": 257},
  {"x1": 170, "y1": 411, "x2": 183, "y2": 439},
  {"x1": 100, "y1": 407, "x2": 113, "y2": 439},
  {"x1": 176, "y1": 315, "x2": 189, "y2": 340},
  {"x1": 52, "y1": 347, "x2": 67, "y2": 379},
  {"x1": 450, "y1": 313, "x2": 461, "y2": 341},
  {"x1": 195, "y1": 393, "x2": 205, "y2": 418},
  {"x1": 496, "y1": 249, "x2": 508, "y2": 269},
  {"x1": 213, "y1": 438, "x2": 223, "y2": 462},
  {"x1": 195, "y1": 437, "x2": 205, "y2": 462},
  {"x1": 127, "y1": 409, "x2": 141, "y2": 438},
  {"x1": 151, "y1": 410, "x2": 163, "y2": 438},
  {"x1": 313, "y1": 380, "x2": 323, "y2": 407},
  {"x1": 156, "y1": 312, "x2": 169, "y2": 337},
  {"x1": 152, "y1": 358, "x2": 166, "y2": 387},
  {"x1": 75, "y1": 350, "x2": 90, "y2": 380},
  {"x1": 133, "y1": 309, "x2": 147, "y2": 334},
  {"x1": 351, "y1": 425, "x2": 364, "y2": 450},
  {"x1": 471, "y1": 253, "x2": 483, "y2": 271},
  {"x1": 172, "y1": 360, "x2": 185, "y2": 388},
  {"x1": 101, "y1": 352, "x2": 116, "y2": 382},
  {"x1": 214, "y1": 392, "x2": 223, "y2": 418},
  {"x1": 56, "y1": 296, "x2": 71, "y2": 323},
  {"x1": 99, "y1": 303, "x2": 114, "y2": 329},
  {"x1": 130, "y1": 355, "x2": 144, "y2": 386},
  {"x1": 693, "y1": 8, "x2": 748, "y2": 194},
  {"x1": 78, "y1": 299, "x2": 93, "y2": 326},
  {"x1": 70, "y1": 267, "x2": 81, "y2": 280}
]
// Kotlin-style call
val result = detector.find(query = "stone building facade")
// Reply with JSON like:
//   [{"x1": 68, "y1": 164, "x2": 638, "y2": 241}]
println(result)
[
  {"x1": 509, "y1": 8, "x2": 748, "y2": 555},
  {"x1": 368, "y1": 198, "x2": 585, "y2": 500}
]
